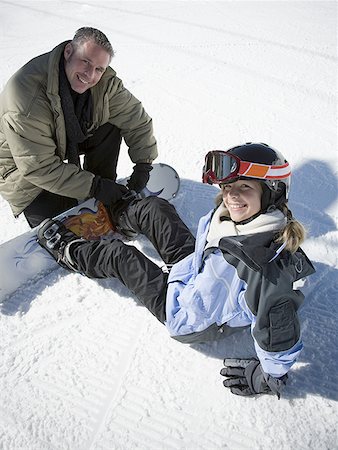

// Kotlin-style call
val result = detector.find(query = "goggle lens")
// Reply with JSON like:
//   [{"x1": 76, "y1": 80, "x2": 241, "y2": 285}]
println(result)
[
  {"x1": 202, "y1": 150, "x2": 291, "y2": 185},
  {"x1": 203, "y1": 151, "x2": 240, "y2": 184}
]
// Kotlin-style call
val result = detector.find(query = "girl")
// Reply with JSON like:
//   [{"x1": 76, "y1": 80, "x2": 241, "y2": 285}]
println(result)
[{"x1": 38, "y1": 143, "x2": 315, "y2": 398}]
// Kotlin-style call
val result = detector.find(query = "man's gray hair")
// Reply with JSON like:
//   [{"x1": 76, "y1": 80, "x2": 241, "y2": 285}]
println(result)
[{"x1": 72, "y1": 27, "x2": 114, "y2": 60}]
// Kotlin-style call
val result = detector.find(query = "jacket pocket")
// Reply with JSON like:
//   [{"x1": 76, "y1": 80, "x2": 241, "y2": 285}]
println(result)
[{"x1": 269, "y1": 300, "x2": 299, "y2": 351}]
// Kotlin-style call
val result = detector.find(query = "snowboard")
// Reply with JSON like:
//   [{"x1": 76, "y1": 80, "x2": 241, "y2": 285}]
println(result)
[{"x1": 0, "y1": 163, "x2": 180, "y2": 302}]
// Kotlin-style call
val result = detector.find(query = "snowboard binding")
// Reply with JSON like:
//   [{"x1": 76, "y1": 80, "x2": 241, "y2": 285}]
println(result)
[{"x1": 37, "y1": 219, "x2": 83, "y2": 271}]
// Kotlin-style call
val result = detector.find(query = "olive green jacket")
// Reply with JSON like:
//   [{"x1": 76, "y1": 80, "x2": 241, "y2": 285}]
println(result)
[{"x1": 0, "y1": 42, "x2": 158, "y2": 216}]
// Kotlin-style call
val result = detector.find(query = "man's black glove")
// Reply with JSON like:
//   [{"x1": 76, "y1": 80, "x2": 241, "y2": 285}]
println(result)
[
  {"x1": 127, "y1": 163, "x2": 153, "y2": 193},
  {"x1": 220, "y1": 358, "x2": 287, "y2": 399},
  {"x1": 90, "y1": 176, "x2": 129, "y2": 206}
]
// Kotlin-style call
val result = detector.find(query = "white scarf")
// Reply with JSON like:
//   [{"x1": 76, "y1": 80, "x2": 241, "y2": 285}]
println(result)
[{"x1": 206, "y1": 203, "x2": 287, "y2": 249}]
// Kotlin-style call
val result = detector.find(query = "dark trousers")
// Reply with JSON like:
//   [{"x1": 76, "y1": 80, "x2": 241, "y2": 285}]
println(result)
[
  {"x1": 24, "y1": 123, "x2": 122, "y2": 228},
  {"x1": 71, "y1": 197, "x2": 196, "y2": 323}
]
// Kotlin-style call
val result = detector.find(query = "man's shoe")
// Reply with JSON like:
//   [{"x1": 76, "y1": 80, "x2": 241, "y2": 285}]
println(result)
[{"x1": 37, "y1": 218, "x2": 83, "y2": 270}]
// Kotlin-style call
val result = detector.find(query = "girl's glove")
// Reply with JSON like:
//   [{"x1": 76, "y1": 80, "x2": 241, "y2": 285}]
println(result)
[
  {"x1": 127, "y1": 163, "x2": 153, "y2": 193},
  {"x1": 220, "y1": 358, "x2": 287, "y2": 399}
]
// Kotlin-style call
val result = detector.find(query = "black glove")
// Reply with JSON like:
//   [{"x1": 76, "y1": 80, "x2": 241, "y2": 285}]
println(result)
[
  {"x1": 127, "y1": 163, "x2": 153, "y2": 193},
  {"x1": 220, "y1": 358, "x2": 287, "y2": 399},
  {"x1": 90, "y1": 176, "x2": 129, "y2": 206}
]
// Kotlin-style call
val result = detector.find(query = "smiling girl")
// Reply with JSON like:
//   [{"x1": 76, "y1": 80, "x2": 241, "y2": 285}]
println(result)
[
  {"x1": 38, "y1": 143, "x2": 315, "y2": 398},
  {"x1": 222, "y1": 180, "x2": 263, "y2": 222}
]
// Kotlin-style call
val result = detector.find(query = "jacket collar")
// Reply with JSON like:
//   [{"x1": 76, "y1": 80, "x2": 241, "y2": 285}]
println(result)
[
  {"x1": 218, "y1": 232, "x2": 281, "y2": 271},
  {"x1": 47, "y1": 41, "x2": 68, "y2": 97},
  {"x1": 214, "y1": 232, "x2": 315, "y2": 280},
  {"x1": 206, "y1": 204, "x2": 286, "y2": 248}
]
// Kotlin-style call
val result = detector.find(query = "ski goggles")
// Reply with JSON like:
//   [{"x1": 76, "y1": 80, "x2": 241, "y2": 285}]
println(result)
[{"x1": 202, "y1": 150, "x2": 291, "y2": 185}]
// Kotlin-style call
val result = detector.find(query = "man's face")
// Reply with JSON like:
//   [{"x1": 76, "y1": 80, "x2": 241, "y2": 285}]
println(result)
[{"x1": 63, "y1": 40, "x2": 110, "y2": 93}]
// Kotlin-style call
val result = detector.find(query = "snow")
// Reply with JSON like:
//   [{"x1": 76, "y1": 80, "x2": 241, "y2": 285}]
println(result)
[{"x1": 0, "y1": 1, "x2": 337, "y2": 449}]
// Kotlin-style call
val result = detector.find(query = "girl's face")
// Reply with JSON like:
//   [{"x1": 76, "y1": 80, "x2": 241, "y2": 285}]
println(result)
[{"x1": 222, "y1": 179, "x2": 262, "y2": 222}]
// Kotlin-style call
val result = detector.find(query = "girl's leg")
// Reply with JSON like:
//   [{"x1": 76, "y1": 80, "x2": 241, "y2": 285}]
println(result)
[
  {"x1": 121, "y1": 197, "x2": 195, "y2": 265},
  {"x1": 71, "y1": 238, "x2": 168, "y2": 323}
]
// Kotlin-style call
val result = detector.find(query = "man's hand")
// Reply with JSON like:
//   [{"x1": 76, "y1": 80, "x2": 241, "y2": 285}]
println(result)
[
  {"x1": 127, "y1": 163, "x2": 153, "y2": 193},
  {"x1": 90, "y1": 176, "x2": 129, "y2": 206},
  {"x1": 220, "y1": 358, "x2": 287, "y2": 398}
]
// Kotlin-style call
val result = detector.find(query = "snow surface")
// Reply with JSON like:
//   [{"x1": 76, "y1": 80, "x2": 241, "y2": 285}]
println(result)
[{"x1": 0, "y1": 1, "x2": 337, "y2": 449}]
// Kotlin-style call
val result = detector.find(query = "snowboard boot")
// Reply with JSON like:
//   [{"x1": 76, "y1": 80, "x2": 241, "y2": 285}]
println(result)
[{"x1": 37, "y1": 218, "x2": 83, "y2": 271}]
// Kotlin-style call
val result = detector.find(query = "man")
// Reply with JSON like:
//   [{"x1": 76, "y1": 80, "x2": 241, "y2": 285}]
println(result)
[{"x1": 0, "y1": 27, "x2": 157, "y2": 227}]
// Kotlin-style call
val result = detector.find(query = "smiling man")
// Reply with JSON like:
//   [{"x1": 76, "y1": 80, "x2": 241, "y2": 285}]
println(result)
[
  {"x1": 0, "y1": 27, "x2": 157, "y2": 227},
  {"x1": 63, "y1": 39, "x2": 110, "y2": 94}
]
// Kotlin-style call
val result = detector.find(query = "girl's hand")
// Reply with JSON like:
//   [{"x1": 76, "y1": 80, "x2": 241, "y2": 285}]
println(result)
[{"x1": 220, "y1": 358, "x2": 287, "y2": 399}]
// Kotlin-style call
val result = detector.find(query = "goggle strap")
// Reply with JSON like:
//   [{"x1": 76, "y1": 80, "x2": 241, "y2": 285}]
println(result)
[{"x1": 239, "y1": 161, "x2": 290, "y2": 180}]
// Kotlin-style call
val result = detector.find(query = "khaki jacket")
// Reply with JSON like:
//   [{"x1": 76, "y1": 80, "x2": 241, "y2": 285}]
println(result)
[{"x1": 0, "y1": 42, "x2": 158, "y2": 215}]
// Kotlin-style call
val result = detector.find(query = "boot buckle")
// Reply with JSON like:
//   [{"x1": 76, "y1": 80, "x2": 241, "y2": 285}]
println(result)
[{"x1": 43, "y1": 223, "x2": 62, "y2": 249}]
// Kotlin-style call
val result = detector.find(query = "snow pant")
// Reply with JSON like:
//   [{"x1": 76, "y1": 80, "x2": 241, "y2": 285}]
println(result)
[
  {"x1": 23, "y1": 123, "x2": 122, "y2": 228},
  {"x1": 70, "y1": 197, "x2": 196, "y2": 324}
]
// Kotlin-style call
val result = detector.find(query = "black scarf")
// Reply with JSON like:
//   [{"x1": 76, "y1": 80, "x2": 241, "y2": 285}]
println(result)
[{"x1": 58, "y1": 57, "x2": 93, "y2": 166}]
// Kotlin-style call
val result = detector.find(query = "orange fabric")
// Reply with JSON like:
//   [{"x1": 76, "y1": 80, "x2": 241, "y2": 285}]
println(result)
[{"x1": 244, "y1": 164, "x2": 269, "y2": 178}]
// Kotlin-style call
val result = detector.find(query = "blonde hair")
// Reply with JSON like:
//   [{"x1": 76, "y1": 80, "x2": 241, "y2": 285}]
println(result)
[
  {"x1": 275, "y1": 205, "x2": 306, "y2": 253},
  {"x1": 215, "y1": 189, "x2": 306, "y2": 253}
]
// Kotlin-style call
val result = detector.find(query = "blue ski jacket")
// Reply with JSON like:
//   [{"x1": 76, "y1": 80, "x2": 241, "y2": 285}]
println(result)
[{"x1": 165, "y1": 209, "x2": 315, "y2": 378}]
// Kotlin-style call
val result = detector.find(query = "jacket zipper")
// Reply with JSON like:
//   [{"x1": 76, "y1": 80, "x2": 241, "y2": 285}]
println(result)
[{"x1": 2, "y1": 167, "x2": 17, "y2": 179}]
